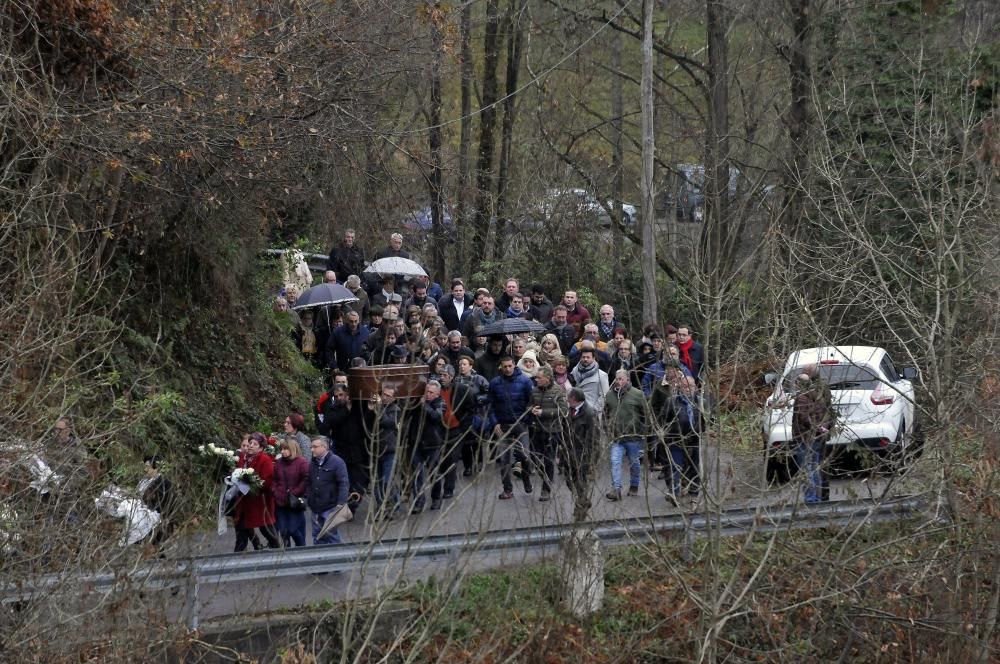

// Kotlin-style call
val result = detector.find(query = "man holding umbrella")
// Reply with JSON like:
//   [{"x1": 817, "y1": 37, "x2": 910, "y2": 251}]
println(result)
[{"x1": 462, "y1": 293, "x2": 505, "y2": 352}]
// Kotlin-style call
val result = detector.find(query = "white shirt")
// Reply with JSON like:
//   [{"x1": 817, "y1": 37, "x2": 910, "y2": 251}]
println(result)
[{"x1": 453, "y1": 297, "x2": 466, "y2": 319}]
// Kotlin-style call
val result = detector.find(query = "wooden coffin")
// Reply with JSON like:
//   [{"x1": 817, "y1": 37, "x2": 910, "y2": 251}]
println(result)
[{"x1": 348, "y1": 364, "x2": 429, "y2": 400}]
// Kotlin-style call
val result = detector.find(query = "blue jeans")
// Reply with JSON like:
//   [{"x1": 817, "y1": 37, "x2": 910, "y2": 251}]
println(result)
[
  {"x1": 795, "y1": 439, "x2": 826, "y2": 504},
  {"x1": 610, "y1": 438, "x2": 643, "y2": 491},
  {"x1": 312, "y1": 509, "x2": 342, "y2": 545},
  {"x1": 275, "y1": 506, "x2": 306, "y2": 547},
  {"x1": 374, "y1": 451, "x2": 398, "y2": 510}
]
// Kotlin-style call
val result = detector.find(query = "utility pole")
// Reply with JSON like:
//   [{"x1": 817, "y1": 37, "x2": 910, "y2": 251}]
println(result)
[{"x1": 640, "y1": 0, "x2": 658, "y2": 326}]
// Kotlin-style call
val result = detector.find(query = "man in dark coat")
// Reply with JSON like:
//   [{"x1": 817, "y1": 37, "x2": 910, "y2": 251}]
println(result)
[
  {"x1": 407, "y1": 380, "x2": 447, "y2": 513},
  {"x1": 495, "y1": 278, "x2": 521, "y2": 313},
  {"x1": 327, "y1": 229, "x2": 366, "y2": 279},
  {"x1": 528, "y1": 284, "x2": 554, "y2": 324},
  {"x1": 364, "y1": 385, "x2": 401, "y2": 517},
  {"x1": 462, "y1": 293, "x2": 504, "y2": 351},
  {"x1": 675, "y1": 325, "x2": 706, "y2": 382},
  {"x1": 328, "y1": 310, "x2": 370, "y2": 372},
  {"x1": 545, "y1": 305, "x2": 578, "y2": 355},
  {"x1": 373, "y1": 232, "x2": 411, "y2": 261},
  {"x1": 563, "y1": 387, "x2": 599, "y2": 521},
  {"x1": 529, "y1": 366, "x2": 568, "y2": 501},
  {"x1": 403, "y1": 279, "x2": 433, "y2": 311},
  {"x1": 438, "y1": 278, "x2": 474, "y2": 332},
  {"x1": 307, "y1": 436, "x2": 350, "y2": 544},
  {"x1": 342, "y1": 274, "x2": 370, "y2": 324},
  {"x1": 319, "y1": 386, "x2": 368, "y2": 510},
  {"x1": 441, "y1": 330, "x2": 476, "y2": 367},
  {"x1": 475, "y1": 336, "x2": 506, "y2": 381}
]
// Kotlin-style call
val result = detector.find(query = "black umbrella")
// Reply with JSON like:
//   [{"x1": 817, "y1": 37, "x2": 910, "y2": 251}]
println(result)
[
  {"x1": 292, "y1": 283, "x2": 359, "y2": 310},
  {"x1": 478, "y1": 318, "x2": 547, "y2": 336}
]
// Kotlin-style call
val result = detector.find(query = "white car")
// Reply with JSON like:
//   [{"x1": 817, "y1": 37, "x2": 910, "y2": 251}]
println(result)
[
  {"x1": 540, "y1": 188, "x2": 637, "y2": 227},
  {"x1": 762, "y1": 346, "x2": 918, "y2": 480}
]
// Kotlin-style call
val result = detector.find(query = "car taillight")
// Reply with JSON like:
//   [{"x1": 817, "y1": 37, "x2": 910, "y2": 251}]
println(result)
[
  {"x1": 870, "y1": 384, "x2": 894, "y2": 405},
  {"x1": 820, "y1": 359, "x2": 839, "y2": 365}
]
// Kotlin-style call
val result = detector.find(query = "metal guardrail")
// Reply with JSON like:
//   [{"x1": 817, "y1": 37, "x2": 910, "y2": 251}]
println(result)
[{"x1": 2, "y1": 497, "x2": 926, "y2": 608}]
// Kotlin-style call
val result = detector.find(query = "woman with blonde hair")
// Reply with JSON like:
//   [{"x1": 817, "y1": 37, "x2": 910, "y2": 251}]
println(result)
[
  {"x1": 537, "y1": 333, "x2": 561, "y2": 366},
  {"x1": 273, "y1": 439, "x2": 309, "y2": 547}
]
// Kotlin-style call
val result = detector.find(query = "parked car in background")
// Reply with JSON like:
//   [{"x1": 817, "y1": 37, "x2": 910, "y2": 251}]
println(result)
[
  {"x1": 401, "y1": 205, "x2": 457, "y2": 243},
  {"x1": 526, "y1": 188, "x2": 637, "y2": 229},
  {"x1": 661, "y1": 164, "x2": 741, "y2": 222},
  {"x1": 762, "y1": 346, "x2": 919, "y2": 482}
]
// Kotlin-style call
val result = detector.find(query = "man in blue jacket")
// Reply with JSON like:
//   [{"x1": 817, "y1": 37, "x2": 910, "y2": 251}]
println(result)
[
  {"x1": 307, "y1": 437, "x2": 350, "y2": 545},
  {"x1": 489, "y1": 356, "x2": 535, "y2": 499},
  {"x1": 328, "y1": 310, "x2": 370, "y2": 372}
]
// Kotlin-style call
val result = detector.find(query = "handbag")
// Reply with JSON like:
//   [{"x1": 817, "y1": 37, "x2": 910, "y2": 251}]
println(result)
[{"x1": 287, "y1": 491, "x2": 307, "y2": 511}]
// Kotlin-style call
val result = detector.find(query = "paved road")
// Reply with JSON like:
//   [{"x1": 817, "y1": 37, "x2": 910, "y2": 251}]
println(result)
[{"x1": 164, "y1": 440, "x2": 902, "y2": 626}]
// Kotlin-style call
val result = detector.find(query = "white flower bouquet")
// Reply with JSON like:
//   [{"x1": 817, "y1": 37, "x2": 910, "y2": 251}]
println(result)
[
  {"x1": 198, "y1": 443, "x2": 238, "y2": 469},
  {"x1": 229, "y1": 467, "x2": 264, "y2": 495}
]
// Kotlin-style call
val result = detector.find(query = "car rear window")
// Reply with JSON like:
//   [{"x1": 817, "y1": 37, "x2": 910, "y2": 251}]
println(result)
[{"x1": 784, "y1": 365, "x2": 881, "y2": 391}]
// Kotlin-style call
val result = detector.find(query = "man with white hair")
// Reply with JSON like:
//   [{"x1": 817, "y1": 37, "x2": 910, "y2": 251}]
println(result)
[
  {"x1": 374, "y1": 233, "x2": 411, "y2": 261},
  {"x1": 596, "y1": 304, "x2": 621, "y2": 342}
]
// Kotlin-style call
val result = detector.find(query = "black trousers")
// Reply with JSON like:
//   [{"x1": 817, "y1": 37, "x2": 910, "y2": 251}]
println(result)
[
  {"x1": 234, "y1": 519, "x2": 279, "y2": 552},
  {"x1": 529, "y1": 429, "x2": 560, "y2": 492}
]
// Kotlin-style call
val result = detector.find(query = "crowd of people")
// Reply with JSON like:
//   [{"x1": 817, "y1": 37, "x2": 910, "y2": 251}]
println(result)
[{"x1": 228, "y1": 229, "x2": 713, "y2": 551}]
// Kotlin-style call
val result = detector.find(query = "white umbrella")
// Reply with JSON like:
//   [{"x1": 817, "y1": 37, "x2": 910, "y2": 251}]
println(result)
[{"x1": 364, "y1": 257, "x2": 428, "y2": 278}]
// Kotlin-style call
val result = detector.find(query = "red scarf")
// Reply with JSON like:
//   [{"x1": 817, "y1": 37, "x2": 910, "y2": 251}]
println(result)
[{"x1": 677, "y1": 338, "x2": 695, "y2": 374}]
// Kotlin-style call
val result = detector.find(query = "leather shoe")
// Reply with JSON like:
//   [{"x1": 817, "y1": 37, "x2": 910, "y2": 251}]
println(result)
[{"x1": 606, "y1": 489, "x2": 622, "y2": 502}]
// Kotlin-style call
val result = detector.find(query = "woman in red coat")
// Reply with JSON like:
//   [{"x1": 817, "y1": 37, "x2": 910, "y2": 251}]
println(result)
[{"x1": 233, "y1": 432, "x2": 279, "y2": 551}]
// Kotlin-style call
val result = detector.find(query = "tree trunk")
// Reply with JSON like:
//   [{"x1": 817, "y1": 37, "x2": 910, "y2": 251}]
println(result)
[
  {"x1": 560, "y1": 527, "x2": 604, "y2": 618},
  {"x1": 701, "y1": 0, "x2": 731, "y2": 286},
  {"x1": 492, "y1": 0, "x2": 527, "y2": 269},
  {"x1": 611, "y1": 28, "x2": 625, "y2": 265},
  {"x1": 640, "y1": 0, "x2": 658, "y2": 327},
  {"x1": 472, "y1": 0, "x2": 501, "y2": 269},
  {"x1": 427, "y1": 2, "x2": 447, "y2": 282},
  {"x1": 771, "y1": 0, "x2": 813, "y2": 343},
  {"x1": 455, "y1": 0, "x2": 473, "y2": 277},
  {"x1": 781, "y1": 0, "x2": 813, "y2": 239}
]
